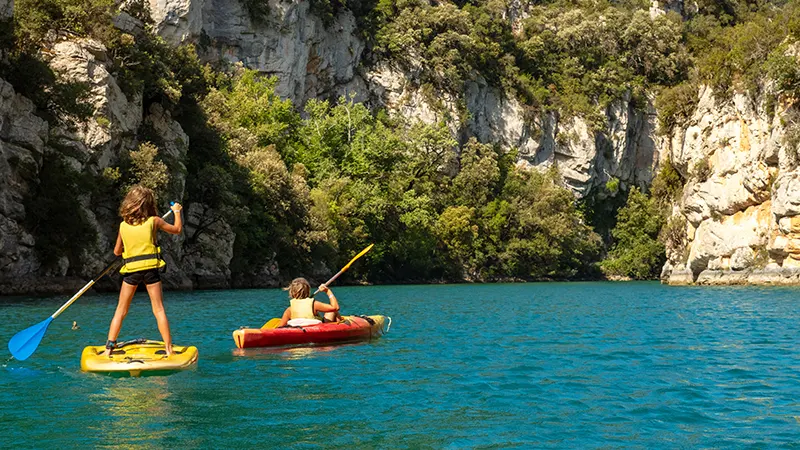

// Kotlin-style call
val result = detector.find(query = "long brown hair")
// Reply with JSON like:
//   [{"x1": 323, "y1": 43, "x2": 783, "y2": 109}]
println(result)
[
  {"x1": 285, "y1": 277, "x2": 311, "y2": 299},
  {"x1": 119, "y1": 185, "x2": 157, "y2": 225}
]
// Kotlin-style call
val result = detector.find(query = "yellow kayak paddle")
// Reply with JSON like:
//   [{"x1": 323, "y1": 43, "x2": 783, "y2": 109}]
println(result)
[{"x1": 312, "y1": 244, "x2": 374, "y2": 296}]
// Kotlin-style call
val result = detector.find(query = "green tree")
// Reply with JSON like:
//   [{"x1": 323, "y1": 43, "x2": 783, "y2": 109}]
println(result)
[
  {"x1": 128, "y1": 142, "x2": 170, "y2": 194},
  {"x1": 601, "y1": 187, "x2": 665, "y2": 279}
]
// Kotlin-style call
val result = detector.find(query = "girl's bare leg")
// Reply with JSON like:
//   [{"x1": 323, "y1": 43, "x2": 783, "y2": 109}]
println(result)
[
  {"x1": 107, "y1": 282, "x2": 137, "y2": 343},
  {"x1": 324, "y1": 311, "x2": 343, "y2": 322},
  {"x1": 145, "y1": 281, "x2": 173, "y2": 356}
]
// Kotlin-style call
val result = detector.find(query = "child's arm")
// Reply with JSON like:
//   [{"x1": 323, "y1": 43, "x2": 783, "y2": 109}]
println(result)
[
  {"x1": 314, "y1": 285, "x2": 339, "y2": 313},
  {"x1": 155, "y1": 203, "x2": 183, "y2": 235},
  {"x1": 113, "y1": 232, "x2": 124, "y2": 256},
  {"x1": 277, "y1": 307, "x2": 291, "y2": 327}
]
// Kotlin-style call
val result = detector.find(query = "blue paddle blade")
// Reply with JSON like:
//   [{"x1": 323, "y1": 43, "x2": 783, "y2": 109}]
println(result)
[{"x1": 8, "y1": 316, "x2": 53, "y2": 361}]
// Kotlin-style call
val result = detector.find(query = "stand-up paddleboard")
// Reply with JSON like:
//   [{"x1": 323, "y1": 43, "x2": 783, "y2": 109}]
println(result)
[
  {"x1": 81, "y1": 339, "x2": 198, "y2": 377},
  {"x1": 233, "y1": 315, "x2": 390, "y2": 349}
]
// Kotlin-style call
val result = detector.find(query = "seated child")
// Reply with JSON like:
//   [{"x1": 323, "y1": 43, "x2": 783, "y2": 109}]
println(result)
[{"x1": 278, "y1": 277, "x2": 342, "y2": 327}]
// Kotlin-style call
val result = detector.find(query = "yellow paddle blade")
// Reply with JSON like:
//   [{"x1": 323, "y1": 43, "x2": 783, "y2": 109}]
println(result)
[
  {"x1": 261, "y1": 318, "x2": 281, "y2": 329},
  {"x1": 342, "y1": 244, "x2": 374, "y2": 271}
]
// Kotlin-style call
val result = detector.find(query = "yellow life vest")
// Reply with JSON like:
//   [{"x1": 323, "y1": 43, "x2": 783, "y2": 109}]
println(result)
[
  {"x1": 119, "y1": 217, "x2": 166, "y2": 274},
  {"x1": 290, "y1": 298, "x2": 317, "y2": 320}
]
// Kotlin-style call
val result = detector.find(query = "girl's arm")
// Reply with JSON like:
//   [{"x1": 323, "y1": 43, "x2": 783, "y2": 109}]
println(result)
[
  {"x1": 155, "y1": 203, "x2": 183, "y2": 235},
  {"x1": 314, "y1": 285, "x2": 339, "y2": 313},
  {"x1": 278, "y1": 307, "x2": 291, "y2": 327},
  {"x1": 113, "y1": 232, "x2": 124, "y2": 256}
]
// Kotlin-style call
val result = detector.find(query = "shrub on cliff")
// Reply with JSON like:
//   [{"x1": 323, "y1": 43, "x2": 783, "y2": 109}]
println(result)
[
  {"x1": 601, "y1": 187, "x2": 666, "y2": 280},
  {"x1": 693, "y1": 3, "x2": 800, "y2": 102},
  {"x1": 13, "y1": 0, "x2": 115, "y2": 49},
  {"x1": 127, "y1": 142, "x2": 170, "y2": 194},
  {"x1": 190, "y1": 69, "x2": 319, "y2": 277},
  {"x1": 656, "y1": 81, "x2": 699, "y2": 135}
]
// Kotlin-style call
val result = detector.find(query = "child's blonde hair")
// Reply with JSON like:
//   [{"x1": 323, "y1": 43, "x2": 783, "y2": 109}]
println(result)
[
  {"x1": 285, "y1": 277, "x2": 311, "y2": 299},
  {"x1": 120, "y1": 185, "x2": 157, "y2": 225}
]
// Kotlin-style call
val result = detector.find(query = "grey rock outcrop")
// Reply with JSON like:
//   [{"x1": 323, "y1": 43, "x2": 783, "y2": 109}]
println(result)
[
  {"x1": 48, "y1": 39, "x2": 143, "y2": 175},
  {"x1": 0, "y1": 37, "x2": 240, "y2": 294},
  {"x1": 175, "y1": 203, "x2": 233, "y2": 289},
  {"x1": 0, "y1": 0, "x2": 11, "y2": 20},
  {"x1": 146, "y1": 0, "x2": 661, "y2": 198},
  {"x1": 367, "y1": 67, "x2": 660, "y2": 198},
  {"x1": 0, "y1": 79, "x2": 49, "y2": 292},
  {"x1": 151, "y1": 0, "x2": 364, "y2": 106},
  {"x1": 649, "y1": 0, "x2": 684, "y2": 18},
  {"x1": 661, "y1": 81, "x2": 800, "y2": 285}
]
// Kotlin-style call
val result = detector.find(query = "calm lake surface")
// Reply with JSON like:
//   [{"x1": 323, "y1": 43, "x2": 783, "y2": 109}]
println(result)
[{"x1": 2, "y1": 282, "x2": 800, "y2": 447}]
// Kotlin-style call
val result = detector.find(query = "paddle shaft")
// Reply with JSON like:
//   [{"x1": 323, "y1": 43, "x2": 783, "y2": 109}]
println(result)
[
  {"x1": 51, "y1": 209, "x2": 175, "y2": 319},
  {"x1": 312, "y1": 244, "x2": 373, "y2": 296},
  {"x1": 313, "y1": 269, "x2": 346, "y2": 297}
]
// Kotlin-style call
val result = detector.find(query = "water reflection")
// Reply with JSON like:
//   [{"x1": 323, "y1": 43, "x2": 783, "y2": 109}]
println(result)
[
  {"x1": 90, "y1": 379, "x2": 172, "y2": 449},
  {"x1": 232, "y1": 342, "x2": 367, "y2": 360}
]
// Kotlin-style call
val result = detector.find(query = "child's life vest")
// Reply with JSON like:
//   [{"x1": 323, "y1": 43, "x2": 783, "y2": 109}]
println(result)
[
  {"x1": 119, "y1": 217, "x2": 166, "y2": 274},
  {"x1": 290, "y1": 298, "x2": 317, "y2": 320}
]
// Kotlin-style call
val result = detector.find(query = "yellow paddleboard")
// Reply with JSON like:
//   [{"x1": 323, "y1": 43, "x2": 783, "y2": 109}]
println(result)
[{"x1": 81, "y1": 340, "x2": 198, "y2": 377}]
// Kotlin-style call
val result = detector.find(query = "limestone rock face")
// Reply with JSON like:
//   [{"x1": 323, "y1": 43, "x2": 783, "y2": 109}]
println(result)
[
  {"x1": 685, "y1": 203, "x2": 769, "y2": 276},
  {"x1": 151, "y1": 0, "x2": 364, "y2": 106},
  {"x1": 772, "y1": 171, "x2": 800, "y2": 217},
  {"x1": 48, "y1": 39, "x2": 143, "y2": 171},
  {"x1": 0, "y1": 79, "x2": 49, "y2": 289},
  {"x1": 147, "y1": 0, "x2": 660, "y2": 199},
  {"x1": 368, "y1": 69, "x2": 660, "y2": 198},
  {"x1": 0, "y1": 0, "x2": 11, "y2": 20},
  {"x1": 174, "y1": 203, "x2": 234, "y2": 289},
  {"x1": 649, "y1": 0, "x2": 684, "y2": 19},
  {"x1": 662, "y1": 82, "x2": 800, "y2": 285},
  {"x1": 0, "y1": 37, "x2": 240, "y2": 293},
  {"x1": 144, "y1": 103, "x2": 189, "y2": 196}
]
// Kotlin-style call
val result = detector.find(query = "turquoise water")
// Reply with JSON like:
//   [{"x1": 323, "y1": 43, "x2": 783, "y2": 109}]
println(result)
[{"x1": 2, "y1": 282, "x2": 800, "y2": 447}]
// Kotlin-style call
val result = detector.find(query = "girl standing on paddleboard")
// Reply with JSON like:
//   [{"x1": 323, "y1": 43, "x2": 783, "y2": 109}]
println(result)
[{"x1": 106, "y1": 186, "x2": 182, "y2": 356}]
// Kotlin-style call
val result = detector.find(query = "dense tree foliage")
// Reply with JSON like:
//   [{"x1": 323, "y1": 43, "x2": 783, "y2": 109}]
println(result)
[
  {"x1": 9, "y1": 0, "x2": 800, "y2": 282},
  {"x1": 600, "y1": 188, "x2": 666, "y2": 280},
  {"x1": 601, "y1": 161, "x2": 684, "y2": 280},
  {"x1": 372, "y1": 0, "x2": 690, "y2": 124},
  {"x1": 182, "y1": 71, "x2": 602, "y2": 282}
]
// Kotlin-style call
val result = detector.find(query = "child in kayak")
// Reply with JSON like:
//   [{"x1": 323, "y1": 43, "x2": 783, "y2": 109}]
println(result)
[
  {"x1": 106, "y1": 185, "x2": 182, "y2": 356},
  {"x1": 277, "y1": 277, "x2": 341, "y2": 327}
]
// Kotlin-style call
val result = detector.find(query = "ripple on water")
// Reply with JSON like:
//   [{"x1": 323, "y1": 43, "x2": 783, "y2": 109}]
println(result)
[{"x1": 3, "y1": 283, "x2": 800, "y2": 446}]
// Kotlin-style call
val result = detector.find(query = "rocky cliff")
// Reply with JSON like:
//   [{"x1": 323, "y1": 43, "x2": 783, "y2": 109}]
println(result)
[
  {"x1": 365, "y1": 64, "x2": 660, "y2": 198},
  {"x1": 151, "y1": 0, "x2": 364, "y2": 106},
  {"x1": 0, "y1": 37, "x2": 236, "y2": 294},
  {"x1": 148, "y1": 0, "x2": 661, "y2": 198},
  {"x1": 0, "y1": 0, "x2": 666, "y2": 294},
  {"x1": 660, "y1": 84, "x2": 800, "y2": 285},
  {"x1": 3, "y1": 0, "x2": 793, "y2": 293}
]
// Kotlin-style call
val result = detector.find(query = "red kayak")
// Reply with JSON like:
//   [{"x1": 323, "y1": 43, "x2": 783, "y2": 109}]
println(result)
[{"x1": 232, "y1": 315, "x2": 389, "y2": 349}]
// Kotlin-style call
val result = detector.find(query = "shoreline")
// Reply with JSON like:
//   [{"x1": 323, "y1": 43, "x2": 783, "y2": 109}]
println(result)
[
  {"x1": 7, "y1": 271, "x2": 800, "y2": 297},
  {"x1": 665, "y1": 267, "x2": 800, "y2": 286},
  {"x1": 0, "y1": 275, "x2": 653, "y2": 297}
]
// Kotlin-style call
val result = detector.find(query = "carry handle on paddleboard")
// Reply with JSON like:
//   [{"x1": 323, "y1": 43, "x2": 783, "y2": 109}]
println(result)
[{"x1": 7, "y1": 204, "x2": 178, "y2": 361}]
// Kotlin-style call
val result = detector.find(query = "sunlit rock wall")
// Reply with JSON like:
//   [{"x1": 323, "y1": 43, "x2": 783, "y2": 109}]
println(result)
[
  {"x1": 150, "y1": 0, "x2": 364, "y2": 106},
  {"x1": 366, "y1": 64, "x2": 660, "y2": 198},
  {"x1": 0, "y1": 38, "x2": 237, "y2": 293},
  {"x1": 661, "y1": 84, "x2": 800, "y2": 285}
]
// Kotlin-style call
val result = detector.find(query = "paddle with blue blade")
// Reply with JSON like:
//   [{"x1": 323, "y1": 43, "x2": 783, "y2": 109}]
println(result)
[{"x1": 8, "y1": 206, "x2": 176, "y2": 360}]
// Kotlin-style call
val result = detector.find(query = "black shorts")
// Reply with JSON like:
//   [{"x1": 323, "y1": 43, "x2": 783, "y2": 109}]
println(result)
[{"x1": 122, "y1": 268, "x2": 161, "y2": 286}]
